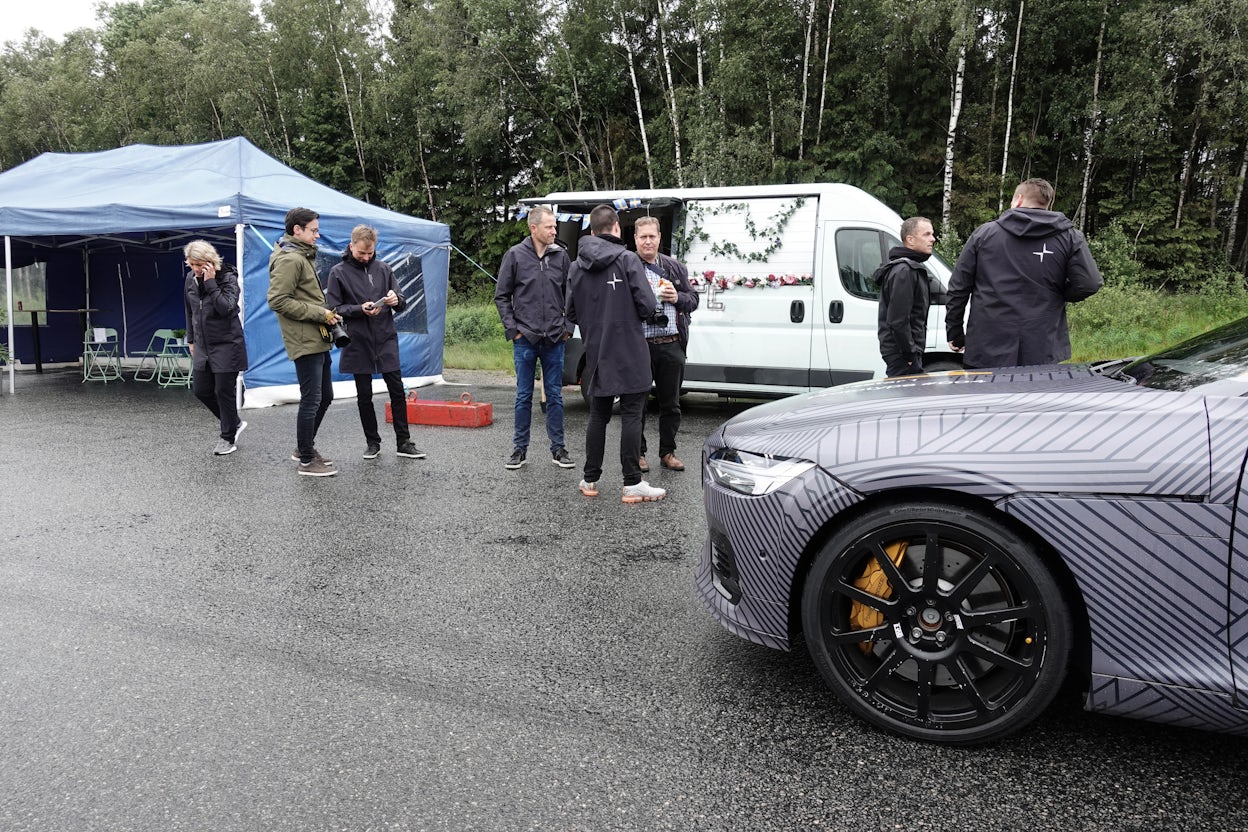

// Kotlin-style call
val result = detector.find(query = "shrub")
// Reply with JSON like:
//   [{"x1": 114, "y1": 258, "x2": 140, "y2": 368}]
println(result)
[{"x1": 445, "y1": 303, "x2": 505, "y2": 345}]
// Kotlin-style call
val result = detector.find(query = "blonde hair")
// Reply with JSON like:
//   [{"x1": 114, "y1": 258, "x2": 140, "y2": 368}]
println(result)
[
  {"x1": 351, "y1": 224, "x2": 378, "y2": 244},
  {"x1": 183, "y1": 240, "x2": 223, "y2": 269}
]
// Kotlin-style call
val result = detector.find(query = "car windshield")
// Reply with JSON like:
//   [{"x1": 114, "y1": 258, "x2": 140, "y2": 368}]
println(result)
[{"x1": 1119, "y1": 315, "x2": 1248, "y2": 391}]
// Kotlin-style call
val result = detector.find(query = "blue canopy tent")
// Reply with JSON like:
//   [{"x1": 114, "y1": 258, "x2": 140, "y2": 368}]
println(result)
[{"x1": 0, "y1": 137, "x2": 450, "y2": 401}]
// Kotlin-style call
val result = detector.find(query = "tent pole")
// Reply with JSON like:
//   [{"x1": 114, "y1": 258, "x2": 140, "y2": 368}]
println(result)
[
  {"x1": 5, "y1": 236, "x2": 13, "y2": 395},
  {"x1": 235, "y1": 223, "x2": 245, "y2": 410}
]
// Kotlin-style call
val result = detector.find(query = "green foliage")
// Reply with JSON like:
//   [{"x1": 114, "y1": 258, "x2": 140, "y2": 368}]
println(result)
[
  {"x1": 1069, "y1": 284, "x2": 1248, "y2": 361},
  {"x1": 1, "y1": 0, "x2": 1247, "y2": 296},
  {"x1": 444, "y1": 303, "x2": 505, "y2": 346}
]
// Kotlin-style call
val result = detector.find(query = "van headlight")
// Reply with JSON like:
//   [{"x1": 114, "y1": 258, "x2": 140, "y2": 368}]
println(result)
[{"x1": 707, "y1": 448, "x2": 817, "y2": 496}]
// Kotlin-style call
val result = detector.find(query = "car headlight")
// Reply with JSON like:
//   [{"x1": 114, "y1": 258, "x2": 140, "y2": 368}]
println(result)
[{"x1": 706, "y1": 448, "x2": 817, "y2": 496}]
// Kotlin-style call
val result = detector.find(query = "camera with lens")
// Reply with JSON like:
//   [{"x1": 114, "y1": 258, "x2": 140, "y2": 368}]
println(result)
[
  {"x1": 646, "y1": 311, "x2": 669, "y2": 327},
  {"x1": 329, "y1": 321, "x2": 351, "y2": 347}
]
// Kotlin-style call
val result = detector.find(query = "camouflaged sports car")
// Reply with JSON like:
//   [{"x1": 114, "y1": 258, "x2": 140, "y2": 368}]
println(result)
[{"x1": 697, "y1": 316, "x2": 1248, "y2": 745}]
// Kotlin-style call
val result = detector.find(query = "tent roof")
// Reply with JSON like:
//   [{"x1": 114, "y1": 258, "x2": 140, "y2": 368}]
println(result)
[{"x1": 0, "y1": 137, "x2": 448, "y2": 246}]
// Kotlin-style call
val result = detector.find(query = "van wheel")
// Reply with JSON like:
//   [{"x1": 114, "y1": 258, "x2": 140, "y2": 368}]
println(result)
[{"x1": 925, "y1": 359, "x2": 962, "y2": 373}]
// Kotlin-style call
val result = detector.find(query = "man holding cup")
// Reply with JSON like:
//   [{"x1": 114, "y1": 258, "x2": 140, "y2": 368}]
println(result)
[{"x1": 633, "y1": 216, "x2": 698, "y2": 473}]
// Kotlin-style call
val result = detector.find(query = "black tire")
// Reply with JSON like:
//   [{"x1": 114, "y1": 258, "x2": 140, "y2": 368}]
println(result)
[
  {"x1": 800, "y1": 501, "x2": 1071, "y2": 745},
  {"x1": 924, "y1": 359, "x2": 962, "y2": 373}
]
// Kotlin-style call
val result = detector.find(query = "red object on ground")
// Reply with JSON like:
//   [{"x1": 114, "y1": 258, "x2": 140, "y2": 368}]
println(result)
[{"x1": 386, "y1": 390, "x2": 493, "y2": 428}]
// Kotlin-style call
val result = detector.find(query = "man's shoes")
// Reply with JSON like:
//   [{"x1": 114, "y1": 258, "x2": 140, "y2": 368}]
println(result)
[
  {"x1": 292, "y1": 450, "x2": 334, "y2": 465},
  {"x1": 397, "y1": 442, "x2": 427, "y2": 459},
  {"x1": 363, "y1": 442, "x2": 381, "y2": 459},
  {"x1": 578, "y1": 479, "x2": 599, "y2": 497},
  {"x1": 213, "y1": 437, "x2": 237, "y2": 456},
  {"x1": 551, "y1": 447, "x2": 575, "y2": 468},
  {"x1": 298, "y1": 459, "x2": 338, "y2": 477},
  {"x1": 506, "y1": 448, "x2": 527, "y2": 469},
  {"x1": 638, "y1": 455, "x2": 650, "y2": 473},
  {"x1": 660, "y1": 453, "x2": 685, "y2": 471},
  {"x1": 622, "y1": 480, "x2": 666, "y2": 503},
  {"x1": 233, "y1": 420, "x2": 248, "y2": 443}
]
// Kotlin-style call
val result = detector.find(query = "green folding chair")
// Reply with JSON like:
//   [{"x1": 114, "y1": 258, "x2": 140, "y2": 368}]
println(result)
[{"x1": 133, "y1": 328, "x2": 176, "y2": 382}]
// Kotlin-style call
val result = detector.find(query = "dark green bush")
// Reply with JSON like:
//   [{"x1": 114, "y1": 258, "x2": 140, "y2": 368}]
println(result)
[{"x1": 445, "y1": 303, "x2": 505, "y2": 345}]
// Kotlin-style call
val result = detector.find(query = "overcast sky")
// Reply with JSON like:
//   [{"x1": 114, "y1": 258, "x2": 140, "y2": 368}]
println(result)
[{"x1": 1, "y1": 0, "x2": 107, "y2": 46}]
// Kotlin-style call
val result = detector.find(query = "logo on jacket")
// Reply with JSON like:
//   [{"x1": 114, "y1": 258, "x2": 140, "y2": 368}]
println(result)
[
  {"x1": 1033, "y1": 244, "x2": 1054, "y2": 262},
  {"x1": 607, "y1": 273, "x2": 622, "y2": 290}
]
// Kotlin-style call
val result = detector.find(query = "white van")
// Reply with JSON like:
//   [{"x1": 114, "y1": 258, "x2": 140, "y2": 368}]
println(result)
[{"x1": 522, "y1": 183, "x2": 962, "y2": 397}]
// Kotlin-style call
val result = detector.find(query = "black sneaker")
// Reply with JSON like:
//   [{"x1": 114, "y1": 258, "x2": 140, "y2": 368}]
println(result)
[
  {"x1": 551, "y1": 447, "x2": 575, "y2": 468},
  {"x1": 363, "y1": 442, "x2": 381, "y2": 459},
  {"x1": 397, "y1": 442, "x2": 426, "y2": 459},
  {"x1": 506, "y1": 448, "x2": 527, "y2": 469}
]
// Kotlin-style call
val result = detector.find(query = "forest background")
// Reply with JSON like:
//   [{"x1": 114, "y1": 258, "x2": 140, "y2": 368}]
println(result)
[{"x1": 2, "y1": 0, "x2": 1248, "y2": 367}]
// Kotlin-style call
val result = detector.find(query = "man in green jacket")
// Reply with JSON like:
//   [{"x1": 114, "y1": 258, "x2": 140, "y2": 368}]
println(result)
[{"x1": 267, "y1": 207, "x2": 342, "y2": 477}]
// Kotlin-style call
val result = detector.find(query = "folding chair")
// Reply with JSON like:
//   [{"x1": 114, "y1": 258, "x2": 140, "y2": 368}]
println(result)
[
  {"x1": 133, "y1": 328, "x2": 176, "y2": 382},
  {"x1": 82, "y1": 328, "x2": 124, "y2": 383},
  {"x1": 156, "y1": 340, "x2": 193, "y2": 388}
]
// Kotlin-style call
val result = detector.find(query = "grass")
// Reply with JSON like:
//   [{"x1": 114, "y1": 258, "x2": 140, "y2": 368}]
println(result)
[
  {"x1": 1067, "y1": 284, "x2": 1248, "y2": 362},
  {"x1": 439, "y1": 287, "x2": 1248, "y2": 371}
]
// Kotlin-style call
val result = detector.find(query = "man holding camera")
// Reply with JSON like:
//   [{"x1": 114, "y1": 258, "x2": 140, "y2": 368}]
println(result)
[
  {"x1": 326, "y1": 224, "x2": 424, "y2": 462},
  {"x1": 267, "y1": 207, "x2": 341, "y2": 477},
  {"x1": 634, "y1": 216, "x2": 698, "y2": 473}
]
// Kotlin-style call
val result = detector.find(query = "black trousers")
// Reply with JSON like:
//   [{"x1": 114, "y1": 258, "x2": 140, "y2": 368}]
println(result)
[
  {"x1": 884, "y1": 353, "x2": 923, "y2": 378},
  {"x1": 640, "y1": 340, "x2": 685, "y2": 458},
  {"x1": 353, "y1": 371, "x2": 409, "y2": 446},
  {"x1": 584, "y1": 391, "x2": 647, "y2": 486},
  {"x1": 192, "y1": 365, "x2": 241, "y2": 441}
]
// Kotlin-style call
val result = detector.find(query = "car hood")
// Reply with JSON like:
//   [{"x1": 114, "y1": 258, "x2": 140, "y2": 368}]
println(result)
[{"x1": 712, "y1": 366, "x2": 1213, "y2": 500}]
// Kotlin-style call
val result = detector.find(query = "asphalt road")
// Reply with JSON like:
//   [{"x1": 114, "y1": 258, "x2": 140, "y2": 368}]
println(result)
[{"x1": 1, "y1": 369, "x2": 1246, "y2": 831}]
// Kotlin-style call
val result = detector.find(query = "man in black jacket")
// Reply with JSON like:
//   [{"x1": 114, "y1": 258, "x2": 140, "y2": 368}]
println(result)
[
  {"x1": 495, "y1": 205, "x2": 575, "y2": 470},
  {"x1": 567, "y1": 205, "x2": 665, "y2": 503},
  {"x1": 876, "y1": 216, "x2": 935, "y2": 378},
  {"x1": 634, "y1": 216, "x2": 699, "y2": 471},
  {"x1": 326, "y1": 224, "x2": 424, "y2": 462},
  {"x1": 946, "y1": 178, "x2": 1103, "y2": 369}
]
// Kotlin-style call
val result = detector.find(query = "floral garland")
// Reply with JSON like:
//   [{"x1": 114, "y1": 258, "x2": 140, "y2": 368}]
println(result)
[{"x1": 689, "y1": 270, "x2": 813, "y2": 290}]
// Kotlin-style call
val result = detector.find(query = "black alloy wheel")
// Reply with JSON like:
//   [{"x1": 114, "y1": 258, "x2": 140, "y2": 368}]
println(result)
[{"x1": 801, "y1": 501, "x2": 1072, "y2": 745}]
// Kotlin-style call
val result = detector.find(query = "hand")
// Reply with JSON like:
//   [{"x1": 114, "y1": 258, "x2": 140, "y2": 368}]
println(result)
[
  {"x1": 326, "y1": 311, "x2": 342, "y2": 325},
  {"x1": 383, "y1": 290, "x2": 398, "y2": 307},
  {"x1": 947, "y1": 341, "x2": 964, "y2": 353},
  {"x1": 363, "y1": 302, "x2": 382, "y2": 317},
  {"x1": 201, "y1": 263, "x2": 216, "y2": 280}
]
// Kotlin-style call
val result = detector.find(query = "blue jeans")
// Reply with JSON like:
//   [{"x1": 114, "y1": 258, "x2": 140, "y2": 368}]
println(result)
[
  {"x1": 512, "y1": 338, "x2": 565, "y2": 453},
  {"x1": 294, "y1": 351, "x2": 334, "y2": 463}
]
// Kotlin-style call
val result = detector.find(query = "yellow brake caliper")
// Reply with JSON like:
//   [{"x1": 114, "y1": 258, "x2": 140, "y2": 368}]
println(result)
[{"x1": 850, "y1": 541, "x2": 908, "y2": 654}]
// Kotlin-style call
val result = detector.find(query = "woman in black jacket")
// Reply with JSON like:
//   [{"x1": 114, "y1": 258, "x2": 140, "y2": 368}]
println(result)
[{"x1": 183, "y1": 240, "x2": 249, "y2": 455}]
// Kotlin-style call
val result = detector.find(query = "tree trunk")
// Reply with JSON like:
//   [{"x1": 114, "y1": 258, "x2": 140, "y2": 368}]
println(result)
[
  {"x1": 655, "y1": 0, "x2": 684, "y2": 186},
  {"x1": 1075, "y1": 0, "x2": 1107, "y2": 232},
  {"x1": 1227, "y1": 148, "x2": 1247, "y2": 265},
  {"x1": 998, "y1": 0, "x2": 1023, "y2": 213},
  {"x1": 619, "y1": 9, "x2": 654, "y2": 188},
  {"x1": 1176, "y1": 107, "x2": 1202, "y2": 230},
  {"x1": 797, "y1": 0, "x2": 817, "y2": 160},
  {"x1": 943, "y1": 44, "x2": 966, "y2": 233},
  {"x1": 413, "y1": 108, "x2": 436, "y2": 220},
  {"x1": 267, "y1": 57, "x2": 293, "y2": 160},
  {"x1": 815, "y1": 0, "x2": 837, "y2": 145}
]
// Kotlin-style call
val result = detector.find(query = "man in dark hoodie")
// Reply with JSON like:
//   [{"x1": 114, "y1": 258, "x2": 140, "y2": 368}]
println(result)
[
  {"x1": 946, "y1": 178, "x2": 1103, "y2": 369},
  {"x1": 495, "y1": 205, "x2": 575, "y2": 471},
  {"x1": 876, "y1": 216, "x2": 936, "y2": 377},
  {"x1": 567, "y1": 205, "x2": 665, "y2": 503}
]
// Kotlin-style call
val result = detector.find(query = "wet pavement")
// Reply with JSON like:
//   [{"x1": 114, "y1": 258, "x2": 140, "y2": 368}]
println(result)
[{"x1": 1, "y1": 368, "x2": 1246, "y2": 831}]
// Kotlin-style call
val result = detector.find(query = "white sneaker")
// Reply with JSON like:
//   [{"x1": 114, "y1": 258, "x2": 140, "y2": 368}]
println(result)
[
  {"x1": 578, "y1": 479, "x2": 599, "y2": 497},
  {"x1": 622, "y1": 480, "x2": 665, "y2": 503},
  {"x1": 234, "y1": 420, "x2": 248, "y2": 443}
]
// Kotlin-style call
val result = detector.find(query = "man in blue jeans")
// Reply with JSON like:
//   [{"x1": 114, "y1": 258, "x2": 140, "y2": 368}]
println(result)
[
  {"x1": 494, "y1": 205, "x2": 575, "y2": 470},
  {"x1": 267, "y1": 207, "x2": 341, "y2": 477}
]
